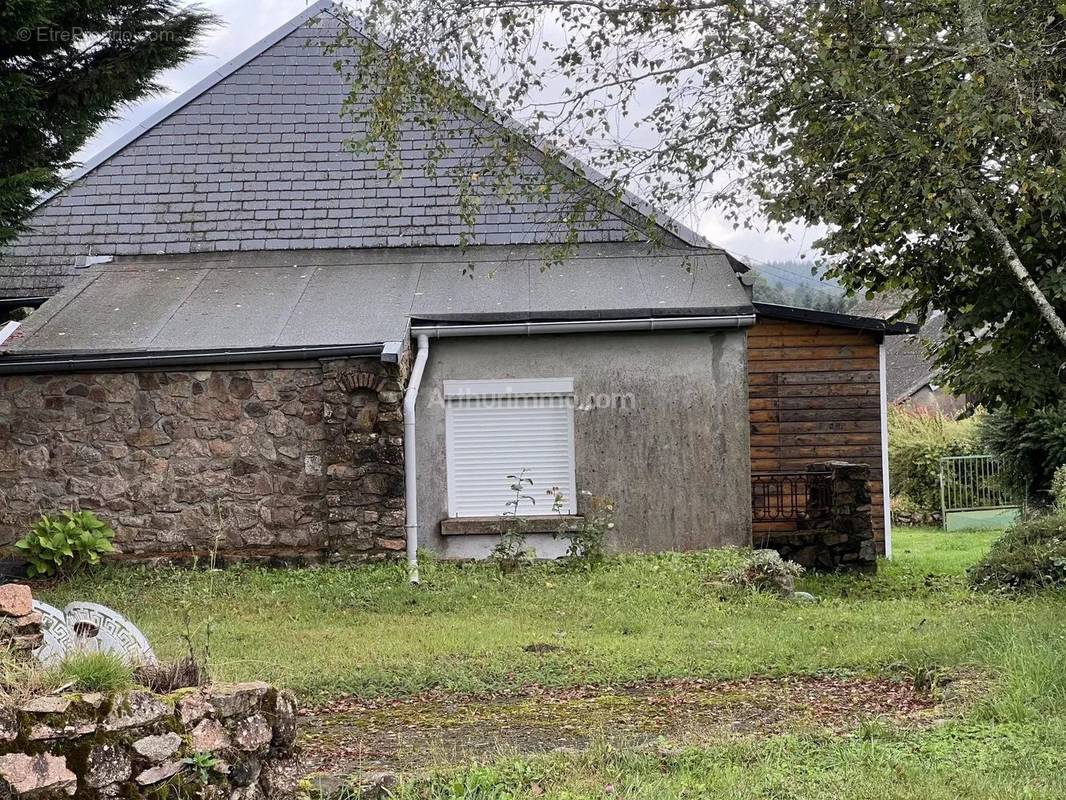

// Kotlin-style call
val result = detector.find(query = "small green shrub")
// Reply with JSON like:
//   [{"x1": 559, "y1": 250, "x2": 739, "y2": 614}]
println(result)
[
  {"x1": 888, "y1": 406, "x2": 979, "y2": 515},
  {"x1": 1051, "y1": 465, "x2": 1066, "y2": 511},
  {"x1": 563, "y1": 492, "x2": 616, "y2": 565},
  {"x1": 14, "y1": 510, "x2": 116, "y2": 577},
  {"x1": 52, "y1": 651, "x2": 133, "y2": 692},
  {"x1": 969, "y1": 512, "x2": 1066, "y2": 591},
  {"x1": 491, "y1": 472, "x2": 538, "y2": 567},
  {"x1": 724, "y1": 549, "x2": 805, "y2": 595},
  {"x1": 182, "y1": 752, "x2": 221, "y2": 783}
]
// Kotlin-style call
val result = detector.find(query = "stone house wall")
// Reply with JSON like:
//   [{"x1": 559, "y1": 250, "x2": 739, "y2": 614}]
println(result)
[{"x1": 0, "y1": 357, "x2": 406, "y2": 562}]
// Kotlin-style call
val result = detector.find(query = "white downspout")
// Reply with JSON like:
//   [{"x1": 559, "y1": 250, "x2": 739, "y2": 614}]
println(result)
[
  {"x1": 403, "y1": 334, "x2": 430, "y2": 584},
  {"x1": 0, "y1": 320, "x2": 20, "y2": 347},
  {"x1": 879, "y1": 341, "x2": 893, "y2": 559}
]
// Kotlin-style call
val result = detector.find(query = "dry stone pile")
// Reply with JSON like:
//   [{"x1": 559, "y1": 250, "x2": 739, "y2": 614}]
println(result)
[
  {"x1": 1, "y1": 584, "x2": 300, "y2": 797},
  {"x1": 0, "y1": 584, "x2": 42, "y2": 657},
  {"x1": 0, "y1": 682, "x2": 300, "y2": 799},
  {"x1": 762, "y1": 461, "x2": 878, "y2": 572}
]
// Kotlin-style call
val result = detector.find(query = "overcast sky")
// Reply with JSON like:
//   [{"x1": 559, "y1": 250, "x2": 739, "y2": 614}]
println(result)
[{"x1": 78, "y1": 0, "x2": 817, "y2": 265}]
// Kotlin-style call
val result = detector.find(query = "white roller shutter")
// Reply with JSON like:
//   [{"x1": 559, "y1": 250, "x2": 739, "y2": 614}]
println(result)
[{"x1": 444, "y1": 378, "x2": 577, "y2": 517}]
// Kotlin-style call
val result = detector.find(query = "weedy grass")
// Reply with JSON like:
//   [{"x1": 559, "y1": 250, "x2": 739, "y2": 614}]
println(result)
[
  {"x1": 36, "y1": 528, "x2": 1066, "y2": 797},
  {"x1": 50, "y1": 651, "x2": 134, "y2": 693},
  {"x1": 38, "y1": 528, "x2": 1060, "y2": 709},
  {"x1": 386, "y1": 723, "x2": 1066, "y2": 799}
]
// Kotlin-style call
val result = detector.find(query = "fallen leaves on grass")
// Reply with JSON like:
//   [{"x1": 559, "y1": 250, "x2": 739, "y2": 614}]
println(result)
[{"x1": 300, "y1": 675, "x2": 947, "y2": 778}]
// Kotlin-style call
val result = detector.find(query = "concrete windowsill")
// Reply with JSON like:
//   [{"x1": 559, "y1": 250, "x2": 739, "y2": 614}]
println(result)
[{"x1": 440, "y1": 515, "x2": 584, "y2": 536}]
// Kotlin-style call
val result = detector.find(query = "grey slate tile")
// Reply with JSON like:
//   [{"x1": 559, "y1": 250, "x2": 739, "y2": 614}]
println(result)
[{"x1": 0, "y1": 7, "x2": 696, "y2": 300}]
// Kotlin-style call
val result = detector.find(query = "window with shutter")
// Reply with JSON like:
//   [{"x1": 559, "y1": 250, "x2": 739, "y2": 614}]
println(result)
[{"x1": 444, "y1": 378, "x2": 577, "y2": 518}]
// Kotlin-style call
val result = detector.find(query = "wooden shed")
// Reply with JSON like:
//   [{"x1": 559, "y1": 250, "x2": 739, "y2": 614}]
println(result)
[{"x1": 748, "y1": 303, "x2": 917, "y2": 557}]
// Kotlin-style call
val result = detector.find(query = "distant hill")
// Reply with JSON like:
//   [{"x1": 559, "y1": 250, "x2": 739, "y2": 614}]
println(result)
[{"x1": 749, "y1": 259, "x2": 853, "y2": 313}]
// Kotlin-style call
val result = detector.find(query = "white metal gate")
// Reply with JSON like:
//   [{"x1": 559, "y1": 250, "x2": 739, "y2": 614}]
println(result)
[{"x1": 939, "y1": 454, "x2": 1021, "y2": 531}]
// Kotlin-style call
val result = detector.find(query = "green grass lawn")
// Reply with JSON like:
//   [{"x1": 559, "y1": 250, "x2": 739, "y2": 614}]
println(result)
[
  {"x1": 36, "y1": 527, "x2": 1066, "y2": 797},
  {"x1": 37, "y1": 528, "x2": 1055, "y2": 706}
]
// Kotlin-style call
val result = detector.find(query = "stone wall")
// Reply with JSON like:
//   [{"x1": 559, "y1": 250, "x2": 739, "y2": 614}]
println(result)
[
  {"x1": 762, "y1": 461, "x2": 877, "y2": 572},
  {"x1": 0, "y1": 358, "x2": 406, "y2": 562},
  {"x1": 0, "y1": 683, "x2": 299, "y2": 799}
]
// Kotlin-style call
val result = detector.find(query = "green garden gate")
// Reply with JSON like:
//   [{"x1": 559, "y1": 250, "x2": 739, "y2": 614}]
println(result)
[{"x1": 939, "y1": 454, "x2": 1022, "y2": 531}]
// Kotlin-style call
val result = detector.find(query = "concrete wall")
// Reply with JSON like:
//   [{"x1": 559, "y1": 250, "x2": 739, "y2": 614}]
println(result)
[{"x1": 415, "y1": 330, "x2": 751, "y2": 559}]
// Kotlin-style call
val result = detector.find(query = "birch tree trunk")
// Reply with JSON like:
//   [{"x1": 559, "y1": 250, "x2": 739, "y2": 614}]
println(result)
[
  {"x1": 955, "y1": 0, "x2": 1066, "y2": 349},
  {"x1": 958, "y1": 188, "x2": 1066, "y2": 348}
]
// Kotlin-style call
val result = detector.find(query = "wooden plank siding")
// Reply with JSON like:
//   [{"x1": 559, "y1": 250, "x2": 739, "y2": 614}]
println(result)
[{"x1": 748, "y1": 318, "x2": 886, "y2": 552}]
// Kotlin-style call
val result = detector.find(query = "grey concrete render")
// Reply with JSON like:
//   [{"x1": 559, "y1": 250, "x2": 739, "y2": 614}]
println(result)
[
  {"x1": 415, "y1": 331, "x2": 752, "y2": 558},
  {"x1": 5, "y1": 243, "x2": 753, "y2": 355},
  {"x1": 0, "y1": 2, "x2": 708, "y2": 300}
]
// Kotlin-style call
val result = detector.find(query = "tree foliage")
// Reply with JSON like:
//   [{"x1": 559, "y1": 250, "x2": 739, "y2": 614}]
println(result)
[
  {"x1": 1, "y1": 0, "x2": 217, "y2": 245},
  {"x1": 336, "y1": 0, "x2": 1066, "y2": 408},
  {"x1": 979, "y1": 402, "x2": 1066, "y2": 501}
]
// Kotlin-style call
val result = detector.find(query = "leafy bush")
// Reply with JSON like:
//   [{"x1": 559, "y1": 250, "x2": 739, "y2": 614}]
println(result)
[
  {"x1": 969, "y1": 512, "x2": 1066, "y2": 591},
  {"x1": 888, "y1": 406, "x2": 979, "y2": 514},
  {"x1": 563, "y1": 492, "x2": 616, "y2": 565},
  {"x1": 978, "y1": 402, "x2": 1066, "y2": 503},
  {"x1": 15, "y1": 510, "x2": 116, "y2": 577},
  {"x1": 1053, "y1": 466, "x2": 1066, "y2": 511},
  {"x1": 725, "y1": 549, "x2": 805, "y2": 595},
  {"x1": 51, "y1": 651, "x2": 133, "y2": 692},
  {"x1": 491, "y1": 472, "x2": 538, "y2": 567}
]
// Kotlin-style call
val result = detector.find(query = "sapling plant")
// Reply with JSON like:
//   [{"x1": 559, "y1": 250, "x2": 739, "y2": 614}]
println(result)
[{"x1": 492, "y1": 470, "x2": 537, "y2": 566}]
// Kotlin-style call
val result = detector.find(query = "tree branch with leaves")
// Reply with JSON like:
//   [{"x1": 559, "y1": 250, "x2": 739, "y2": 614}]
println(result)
[
  {"x1": 332, "y1": 0, "x2": 1066, "y2": 408},
  {"x1": 0, "y1": 1, "x2": 218, "y2": 246}
]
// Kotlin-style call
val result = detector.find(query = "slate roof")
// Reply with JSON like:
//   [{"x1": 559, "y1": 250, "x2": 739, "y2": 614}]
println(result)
[
  {"x1": 849, "y1": 294, "x2": 945, "y2": 401},
  {"x1": 0, "y1": 1, "x2": 708, "y2": 300},
  {"x1": 5, "y1": 243, "x2": 750, "y2": 358},
  {"x1": 886, "y1": 313, "x2": 949, "y2": 401}
]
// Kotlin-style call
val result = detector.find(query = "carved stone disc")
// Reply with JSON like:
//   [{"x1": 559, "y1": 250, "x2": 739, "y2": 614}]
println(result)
[
  {"x1": 63, "y1": 602, "x2": 157, "y2": 665},
  {"x1": 31, "y1": 600, "x2": 77, "y2": 666}
]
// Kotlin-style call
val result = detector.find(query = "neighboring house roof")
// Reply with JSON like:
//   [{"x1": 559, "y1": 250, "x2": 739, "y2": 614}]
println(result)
[
  {"x1": 886, "y1": 312, "x2": 949, "y2": 402},
  {"x1": 753, "y1": 302, "x2": 918, "y2": 336},
  {"x1": 849, "y1": 294, "x2": 947, "y2": 401},
  {"x1": 3, "y1": 243, "x2": 750, "y2": 367},
  {"x1": 0, "y1": 0, "x2": 712, "y2": 300}
]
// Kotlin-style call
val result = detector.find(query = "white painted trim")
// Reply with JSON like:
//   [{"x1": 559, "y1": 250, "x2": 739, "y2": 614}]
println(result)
[
  {"x1": 879, "y1": 342, "x2": 893, "y2": 559},
  {"x1": 443, "y1": 378, "x2": 575, "y2": 400},
  {"x1": 32, "y1": 0, "x2": 334, "y2": 209},
  {"x1": 403, "y1": 334, "x2": 430, "y2": 584},
  {"x1": 413, "y1": 314, "x2": 756, "y2": 339},
  {"x1": 0, "y1": 321, "x2": 21, "y2": 347}
]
